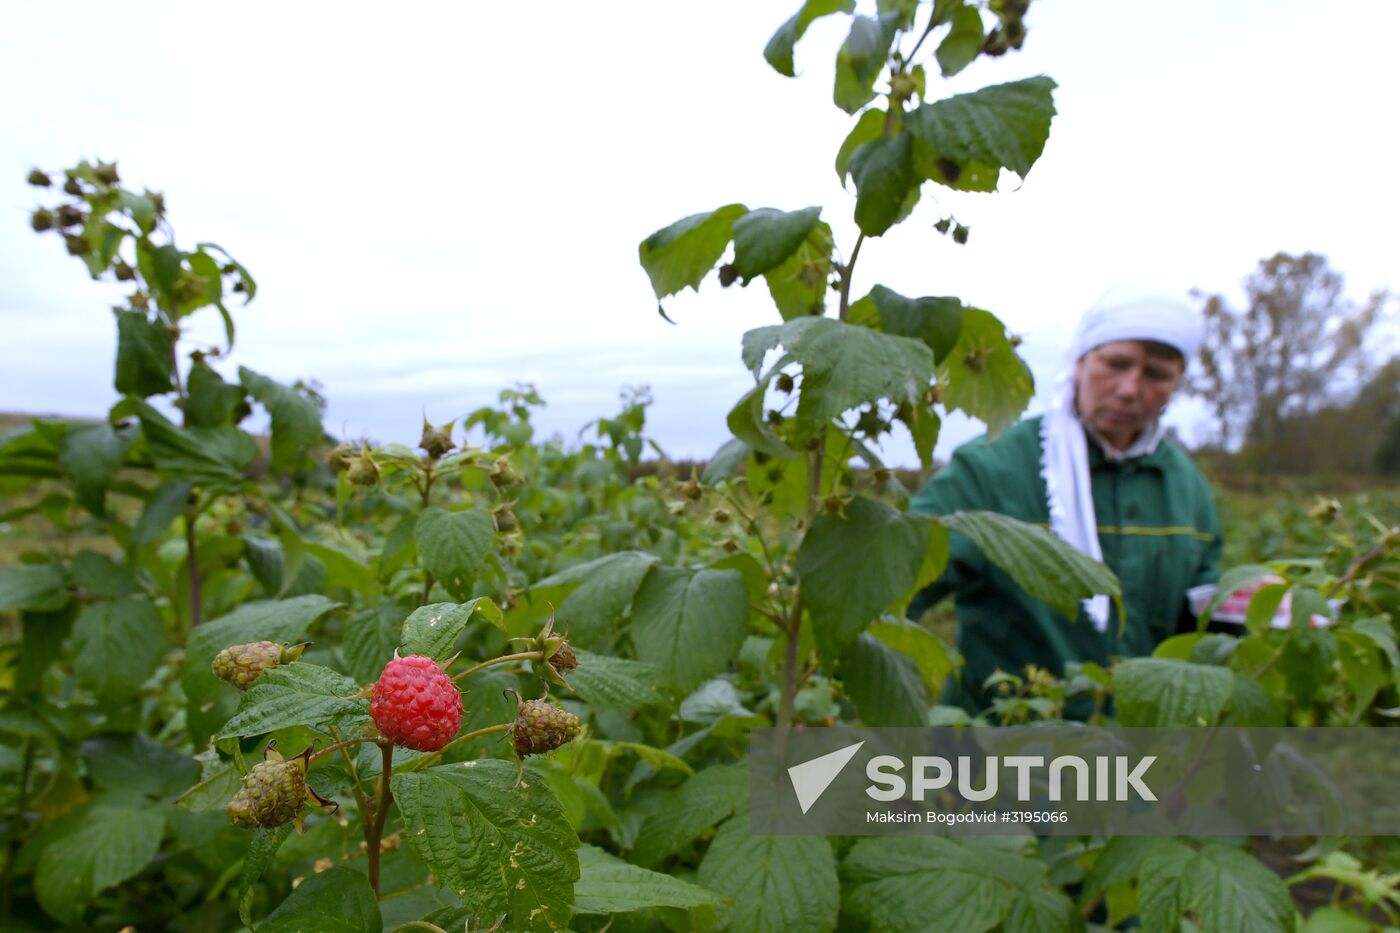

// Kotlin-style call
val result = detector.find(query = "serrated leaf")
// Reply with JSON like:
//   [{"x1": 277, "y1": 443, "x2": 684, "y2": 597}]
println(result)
[
  {"x1": 631, "y1": 763, "x2": 749, "y2": 867},
  {"x1": 130, "y1": 478, "x2": 192, "y2": 551},
  {"x1": 415, "y1": 508, "x2": 494, "y2": 601},
  {"x1": 935, "y1": 6, "x2": 984, "y2": 76},
  {"x1": 401, "y1": 598, "x2": 504, "y2": 663},
  {"x1": 82, "y1": 733, "x2": 199, "y2": 802},
  {"x1": 239, "y1": 367, "x2": 324, "y2": 471},
  {"x1": 798, "y1": 496, "x2": 944, "y2": 661},
  {"x1": 69, "y1": 551, "x2": 138, "y2": 598},
  {"x1": 702, "y1": 437, "x2": 751, "y2": 484},
  {"x1": 727, "y1": 377, "x2": 798, "y2": 460},
  {"x1": 34, "y1": 803, "x2": 166, "y2": 925},
  {"x1": 639, "y1": 204, "x2": 748, "y2": 300},
  {"x1": 834, "y1": 13, "x2": 898, "y2": 114},
  {"x1": 838, "y1": 632, "x2": 928, "y2": 725},
  {"x1": 699, "y1": 815, "x2": 838, "y2": 933},
  {"x1": 842, "y1": 837, "x2": 1066, "y2": 933},
  {"x1": 259, "y1": 866, "x2": 382, "y2": 933},
  {"x1": 935, "y1": 306, "x2": 1034, "y2": 436},
  {"x1": 848, "y1": 133, "x2": 914, "y2": 236},
  {"x1": 530, "y1": 551, "x2": 659, "y2": 649},
  {"x1": 218, "y1": 663, "x2": 369, "y2": 739},
  {"x1": 392, "y1": 760, "x2": 579, "y2": 932},
  {"x1": 1353, "y1": 617, "x2": 1400, "y2": 673},
  {"x1": 1113, "y1": 658, "x2": 1233, "y2": 726},
  {"x1": 763, "y1": 220, "x2": 834, "y2": 320},
  {"x1": 939, "y1": 510, "x2": 1119, "y2": 623},
  {"x1": 114, "y1": 310, "x2": 174, "y2": 397},
  {"x1": 835, "y1": 108, "x2": 886, "y2": 184},
  {"x1": 907, "y1": 76, "x2": 1057, "y2": 187},
  {"x1": 71, "y1": 597, "x2": 166, "y2": 699},
  {"x1": 59, "y1": 422, "x2": 136, "y2": 515},
  {"x1": 130, "y1": 398, "x2": 257, "y2": 486},
  {"x1": 764, "y1": 0, "x2": 856, "y2": 77},
  {"x1": 867, "y1": 619, "x2": 956, "y2": 694},
  {"x1": 573, "y1": 844, "x2": 723, "y2": 914},
  {"x1": 869, "y1": 285, "x2": 964, "y2": 362},
  {"x1": 0, "y1": 563, "x2": 69, "y2": 612},
  {"x1": 732, "y1": 206, "x2": 822, "y2": 281},
  {"x1": 1138, "y1": 842, "x2": 1293, "y2": 933},
  {"x1": 630, "y1": 567, "x2": 747, "y2": 692},
  {"x1": 184, "y1": 360, "x2": 246, "y2": 428},
  {"x1": 343, "y1": 600, "x2": 408, "y2": 683},
  {"x1": 238, "y1": 826, "x2": 293, "y2": 929},
  {"x1": 568, "y1": 650, "x2": 667, "y2": 709},
  {"x1": 753, "y1": 317, "x2": 932, "y2": 438}
]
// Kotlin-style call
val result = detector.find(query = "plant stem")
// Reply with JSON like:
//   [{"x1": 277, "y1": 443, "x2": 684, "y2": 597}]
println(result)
[
  {"x1": 420, "y1": 571, "x2": 434, "y2": 607},
  {"x1": 776, "y1": 593, "x2": 805, "y2": 732},
  {"x1": 329, "y1": 727, "x2": 371, "y2": 837},
  {"x1": 904, "y1": 8, "x2": 942, "y2": 63},
  {"x1": 308, "y1": 736, "x2": 375, "y2": 765},
  {"x1": 0, "y1": 737, "x2": 35, "y2": 916},
  {"x1": 1325, "y1": 530, "x2": 1397, "y2": 599},
  {"x1": 184, "y1": 503, "x2": 202, "y2": 628},
  {"x1": 367, "y1": 742, "x2": 394, "y2": 896},
  {"x1": 452, "y1": 651, "x2": 542, "y2": 683},
  {"x1": 403, "y1": 722, "x2": 515, "y2": 772},
  {"x1": 838, "y1": 233, "x2": 865, "y2": 322}
]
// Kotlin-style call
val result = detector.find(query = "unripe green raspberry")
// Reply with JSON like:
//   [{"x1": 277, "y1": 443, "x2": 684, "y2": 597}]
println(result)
[
  {"x1": 212, "y1": 641, "x2": 306, "y2": 689},
  {"x1": 228, "y1": 757, "x2": 307, "y2": 828},
  {"x1": 511, "y1": 699, "x2": 581, "y2": 757}
]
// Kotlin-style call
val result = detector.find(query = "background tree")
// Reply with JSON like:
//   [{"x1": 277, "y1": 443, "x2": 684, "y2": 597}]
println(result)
[{"x1": 1190, "y1": 251, "x2": 1396, "y2": 470}]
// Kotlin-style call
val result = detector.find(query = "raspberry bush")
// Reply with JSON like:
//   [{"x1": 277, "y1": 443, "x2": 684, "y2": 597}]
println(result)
[{"x1": 2, "y1": 2, "x2": 1398, "y2": 931}]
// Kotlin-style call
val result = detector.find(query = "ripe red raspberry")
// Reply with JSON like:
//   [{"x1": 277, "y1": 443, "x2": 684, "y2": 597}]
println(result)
[{"x1": 370, "y1": 655, "x2": 462, "y2": 751}]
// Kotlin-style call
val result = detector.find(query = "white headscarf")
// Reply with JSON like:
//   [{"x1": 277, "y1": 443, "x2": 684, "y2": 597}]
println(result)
[{"x1": 1040, "y1": 286, "x2": 1204, "y2": 630}]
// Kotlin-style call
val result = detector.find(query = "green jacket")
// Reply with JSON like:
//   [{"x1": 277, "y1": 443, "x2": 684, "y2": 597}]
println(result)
[{"x1": 908, "y1": 415, "x2": 1222, "y2": 714}]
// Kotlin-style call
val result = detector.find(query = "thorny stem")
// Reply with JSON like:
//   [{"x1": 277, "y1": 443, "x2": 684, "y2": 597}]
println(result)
[
  {"x1": 453, "y1": 651, "x2": 543, "y2": 683},
  {"x1": 368, "y1": 742, "x2": 394, "y2": 896},
  {"x1": 403, "y1": 722, "x2": 515, "y2": 772}
]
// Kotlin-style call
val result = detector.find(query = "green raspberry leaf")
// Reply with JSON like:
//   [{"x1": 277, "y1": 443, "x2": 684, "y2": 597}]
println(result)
[
  {"x1": 764, "y1": 0, "x2": 856, "y2": 77},
  {"x1": 392, "y1": 760, "x2": 579, "y2": 933},
  {"x1": 629, "y1": 566, "x2": 748, "y2": 692},
  {"x1": 34, "y1": 803, "x2": 167, "y2": 926},
  {"x1": 698, "y1": 814, "x2": 839, "y2": 933},
  {"x1": 239, "y1": 366, "x2": 325, "y2": 472},
  {"x1": 71, "y1": 597, "x2": 167, "y2": 699},
  {"x1": 401, "y1": 598, "x2": 505, "y2": 663},
  {"x1": 731, "y1": 206, "x2": 822, "y2": 281},
  {"x1": 639, "y1": 204, "x2": 747, "y2": 300},
  {"x1": 415, "y1": 507, "x2": 494, "y2": 601},
  {"x1": 798, "y1": 496, "x2": 947, "y2": 661},
  {"x1": 573, "y1": 843, "x2": 723, "y2": 915},
  {"x1": 218, "y1": 663, "x2": 369, "y2": 739},
  {"x1": 935, "y1": 306, "x2": 1033, "y2": 437},
  {"x1": 259, "y1": 866, "x2": 382, "y2": 933},
  {"x1": 114, "y1": 310, "x2": 174, "y2": 397}
]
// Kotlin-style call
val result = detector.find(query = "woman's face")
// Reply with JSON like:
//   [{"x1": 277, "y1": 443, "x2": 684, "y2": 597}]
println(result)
[{"x1": 1074, "y1": 340, "x2": 1184, "y2": 450}]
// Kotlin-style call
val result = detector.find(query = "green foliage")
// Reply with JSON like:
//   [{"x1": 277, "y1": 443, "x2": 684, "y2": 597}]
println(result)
[{"x1": 9, "y1": 8, "x2": 1394, "y2": 930}]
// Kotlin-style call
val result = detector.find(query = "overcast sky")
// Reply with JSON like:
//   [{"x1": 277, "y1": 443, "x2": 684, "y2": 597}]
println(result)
[{"x1": 3, "y1": 1, "x2": 1397, "y2": 466}]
